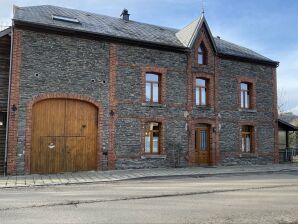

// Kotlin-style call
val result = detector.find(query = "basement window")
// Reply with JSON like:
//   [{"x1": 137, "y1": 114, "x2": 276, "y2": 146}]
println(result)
[{"x1": 52, "y1": 15, "x2": 80, "y2": 24}]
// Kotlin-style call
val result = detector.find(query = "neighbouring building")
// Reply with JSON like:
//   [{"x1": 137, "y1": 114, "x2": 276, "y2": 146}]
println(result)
[{"x1": 0, "y1": 5, "x2": 279, "y2": 175}]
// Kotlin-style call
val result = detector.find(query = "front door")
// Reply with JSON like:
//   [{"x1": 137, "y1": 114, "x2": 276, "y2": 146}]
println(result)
[
  {"x1": 195, "y1": 125, "x2": 210, "y2": 165},
  {"x1": 31, "y1": 99, "x2": 98, "y2": 174}
]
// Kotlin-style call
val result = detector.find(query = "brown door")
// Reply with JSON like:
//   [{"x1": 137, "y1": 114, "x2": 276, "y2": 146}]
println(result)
[
  {"x1": 195, "y1": 125, "x2": 210, "y2": 165},
  {"x1": 31, "y1": 99, "x2": 98, "y2": 174}
]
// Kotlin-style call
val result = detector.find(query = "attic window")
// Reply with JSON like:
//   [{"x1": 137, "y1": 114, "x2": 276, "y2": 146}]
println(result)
[
  {"x1": 52, "y1": 15, "x2": 80, "y2": 24},
  {"x1": 198, "y1": 43, "x2": 207, "y2": 65}
]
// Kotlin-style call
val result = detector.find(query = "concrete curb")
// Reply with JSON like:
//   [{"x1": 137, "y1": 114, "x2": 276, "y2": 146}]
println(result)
[{"x1": 1, "y1": 166, "x2": 298, "y2": 189}]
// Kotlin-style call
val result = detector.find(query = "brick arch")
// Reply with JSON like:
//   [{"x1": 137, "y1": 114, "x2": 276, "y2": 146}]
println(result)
[
  {"x1": 24, "y1": 93, "x2": 104, "y2": 174},
  {"x1": 188, "y1": 118, "x2": 218, "y2": 166}
]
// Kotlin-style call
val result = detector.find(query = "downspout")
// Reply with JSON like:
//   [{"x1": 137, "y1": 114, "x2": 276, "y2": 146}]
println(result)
[{"x1": 4, "y1": 25, "x2": 14, "y2": 176}]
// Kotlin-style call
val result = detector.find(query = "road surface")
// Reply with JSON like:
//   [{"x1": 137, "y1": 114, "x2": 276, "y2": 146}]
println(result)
[{"x1": 1, "y1": 171, "x2": 298, "y2": 224}]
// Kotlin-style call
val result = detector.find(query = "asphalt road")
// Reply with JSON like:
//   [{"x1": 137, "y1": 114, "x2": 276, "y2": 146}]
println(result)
[{"x1": 1, "y1": 172, "x2": 298, "y2": 224}]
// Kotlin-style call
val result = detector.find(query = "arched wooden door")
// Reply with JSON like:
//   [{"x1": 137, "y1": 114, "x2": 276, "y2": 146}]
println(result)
[{"x1": 31, "y1": 99, "x2": 98, "y2": 174}]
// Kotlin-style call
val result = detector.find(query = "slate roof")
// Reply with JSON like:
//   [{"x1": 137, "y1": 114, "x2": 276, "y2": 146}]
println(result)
[{"x1": 13, "y1": 5, "x2": 278, "y2": 65}]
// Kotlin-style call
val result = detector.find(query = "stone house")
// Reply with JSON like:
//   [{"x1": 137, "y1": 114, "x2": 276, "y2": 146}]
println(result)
[{"x1": 0, "y1": 5, "x2": 279, "y2": 175}]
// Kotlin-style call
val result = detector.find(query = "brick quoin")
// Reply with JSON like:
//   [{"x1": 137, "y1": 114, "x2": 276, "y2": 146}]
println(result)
[
  {"x1": 24, "y1": 93, "x2": 104, "y2": 174},
  {"x1": 108, "y1": 43, "x2": 117, "y2": 169},
  {"x1": 7, "y1": 29, "x2": 22, "y2": 175}
]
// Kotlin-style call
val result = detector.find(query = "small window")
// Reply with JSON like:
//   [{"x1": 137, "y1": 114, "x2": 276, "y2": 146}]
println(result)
[
  {"x1": 52, "y1": 15, "x2": 80, "y2": 24},
  {"x1": 145, "y1": 73, "x2": 160, "y2": 103},
  {"x1": 240, "y1": 83, "x2": 251, "y2": 109},
  {"x1": 196, "y1": 78, "x2": 207, "y2": 106},
  {"x1": 241, "y1": 126, "x2": 253, "y2": 153},
  {"x1": 144, "y1": 122, "x2": 160, "y2": 154},
  {"x1": 198, "y1": 43, "x2": 207, "y2": 65}
]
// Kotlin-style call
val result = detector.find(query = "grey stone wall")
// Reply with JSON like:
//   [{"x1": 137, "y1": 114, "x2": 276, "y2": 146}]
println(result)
[
  {"x1": 16, "y1": 30, "x2": 111, "y2": 174},
  {"x1": 115, "y1": 44, "x2": 189, "y2": 169},
  {"x1": 14, "y1": 29, "x2": 276, "y2": 173},
  {"x1": 218, "y1": 58, "x2": 275, "y2": 165}
]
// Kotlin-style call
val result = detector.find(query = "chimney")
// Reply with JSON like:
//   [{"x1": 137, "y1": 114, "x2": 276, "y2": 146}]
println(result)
[{"x1": 120, "y1": 9, "x2": 130, "y2": 21}]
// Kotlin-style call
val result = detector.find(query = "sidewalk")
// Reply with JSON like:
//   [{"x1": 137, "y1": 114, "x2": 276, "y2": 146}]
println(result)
[{"x1": 1, "y1": 164, "x2": 298, "y2": 189}]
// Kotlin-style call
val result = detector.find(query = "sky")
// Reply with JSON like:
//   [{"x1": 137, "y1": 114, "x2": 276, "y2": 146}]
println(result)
[{"x1": 0, "y1": 0, "x2": 297, "y2": 114}]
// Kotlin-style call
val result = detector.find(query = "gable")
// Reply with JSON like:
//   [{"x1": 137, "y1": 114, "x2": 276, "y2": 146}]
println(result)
[{"x1": 176, "y1": 15, "x2": 217, "y2": 53}]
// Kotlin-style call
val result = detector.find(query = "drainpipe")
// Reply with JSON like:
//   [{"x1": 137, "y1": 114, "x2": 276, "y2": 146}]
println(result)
[{"x1": 4, "y1": 25, "x2": 14, "y2": 176}]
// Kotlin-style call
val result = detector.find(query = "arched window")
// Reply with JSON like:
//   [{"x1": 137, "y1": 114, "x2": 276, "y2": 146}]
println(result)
[{"x1": 198, "y1": 43, "x2": 207, "y2": 65}]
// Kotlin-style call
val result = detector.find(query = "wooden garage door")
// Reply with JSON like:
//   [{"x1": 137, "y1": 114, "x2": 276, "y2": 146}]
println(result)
[{"x1": 31, "y1": 99, "x2": 98, "y2": 174}]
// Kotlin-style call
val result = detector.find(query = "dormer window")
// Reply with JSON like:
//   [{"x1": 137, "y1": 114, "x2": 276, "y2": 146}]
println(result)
[{"x1": 198, "y1": 43, "x2": 207, "y2": 65}]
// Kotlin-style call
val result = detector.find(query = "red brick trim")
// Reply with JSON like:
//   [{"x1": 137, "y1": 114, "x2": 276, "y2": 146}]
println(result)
[
  {"x1": 140, "y1": 117, "x2": 166, "y2": 155},
  {"x1": 108, "y1": 44, "x2": 118, "y2": 169},
  {"x1": 194, "y1": 28, "x2": 214, "y2": 68},
  {"x1": 192, "y1": 72, "x2": 215, "y2": 108},
  {"x1": 238, "y1": 121, "x2": 257, "y2": 156},
  {"x1": 141, "y1": 66, "x2": 167, "y2": 104},
  {"x1": 237, "y1": 77, "x2": 257, "y2": 110},
  {"x1": 272, "y1": 67, "x2": 279, "y2": 163},
  {"x1": 24, "y1": 93, "x2": 103, "y2": 174},
  {"x1": 188, "y1": 118, "x2": 218, "y2": 166},
  {"x1": 7, "y1": 29, "x2": 22, "y2": 175}
]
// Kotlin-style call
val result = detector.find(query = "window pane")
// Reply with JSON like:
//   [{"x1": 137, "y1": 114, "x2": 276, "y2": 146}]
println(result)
[
  {"x1": 145, "y1": 136, "x2": 150, "y2": 153},
  {"x1": 241, "y1": 92, "x2": 245, "y2": 108},
  {"x1": 196, "y1": 88, "x2": 200, "y2": 105},
  {"x1": 242, "y1": 136, "x2": 245, "y2": 152},
  {"x1": 145, "y1": 83, "x2": 151, "y2": 102},
  {"x1": 153, "y1": 83, "x2": 159, "y2": 102},
  {"x1": 198, "y1": 46, "x2": 203, "y2": 53},
  {"x1": 200, "y1": 130, "x2": 207, "y2": 151},
  {"x1": 146, "y1": 73, "x2": 159, "y2": 82},
  {"x1": 201, "y1": 88, "x2": 206, "y2": 105},
  {"x1": 241, "y1": 83, "x2": 248, "y2": 90},
  {"x1": 196, "y1": 79, "x2": 206, "y2": 86},
  {"x1": 245, "y1": 92, "x2": 250, "y2": 108},
  {"x1": 198, "y1": 54, "x2": 203, "y2": 64},
  {"x1": 153, "y1": 136, "x2": 159, "y2": 153},
  {"x1": 246, "y1": 135, "x2": 251, "y2": 152}
]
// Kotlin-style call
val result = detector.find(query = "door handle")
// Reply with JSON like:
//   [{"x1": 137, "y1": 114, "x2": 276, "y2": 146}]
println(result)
[{"x1": 48, "y1": 143, "x2": 55, "y2": 150}]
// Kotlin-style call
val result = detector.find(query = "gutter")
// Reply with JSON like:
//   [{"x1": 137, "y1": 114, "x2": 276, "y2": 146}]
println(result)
[{"x1": 4, "y1": 26, "x2": 13, "y2": 176}]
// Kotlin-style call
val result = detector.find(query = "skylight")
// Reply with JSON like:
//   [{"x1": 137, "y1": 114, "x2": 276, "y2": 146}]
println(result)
[{"x1": 52, "y1": 15, "x2": 80, "y2": 24}]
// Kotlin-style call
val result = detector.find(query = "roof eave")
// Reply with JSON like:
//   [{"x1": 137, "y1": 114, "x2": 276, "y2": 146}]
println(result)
[
  {"x1": 217, "y1": 53, "x2": 279, "y2": 67},
  {"x1": 0, "y1": 27, "x2": 11, "y2": 38},
  {"x1": 13, "y1": 19, "x2": 189, "y2": 52},
  {"x1": 278, "y1": 119, "x2": 298, "y2": 131}
]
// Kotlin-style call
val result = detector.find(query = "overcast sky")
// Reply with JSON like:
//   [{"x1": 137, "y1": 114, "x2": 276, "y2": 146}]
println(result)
[{"x1": 1, "y1": 0, "x2": 297, "y2": 114}]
